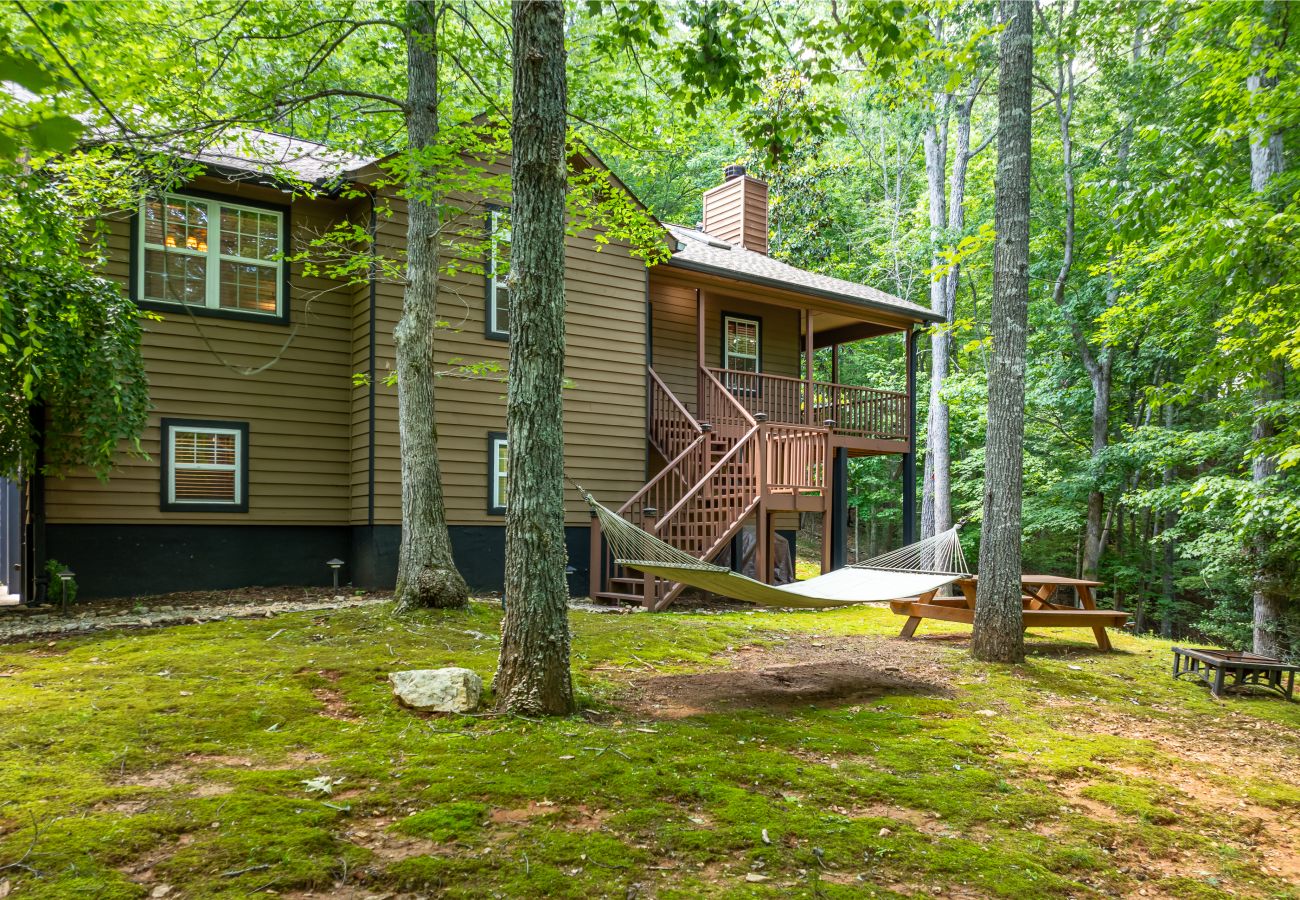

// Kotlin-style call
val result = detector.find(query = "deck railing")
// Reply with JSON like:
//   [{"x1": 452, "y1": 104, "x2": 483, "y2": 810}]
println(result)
[
  {"x1": 594, "y1": 364, "x2": 899, "y2": 608},
  {"x1": 763, "y1": 425, "x2": 829, "y2": 494},
  {"x1": 648, "y1": 368, "x2": 702, "y2": 463},
  {"x1": 706, "y1": 368, "x2": 908, "y2": 441}
]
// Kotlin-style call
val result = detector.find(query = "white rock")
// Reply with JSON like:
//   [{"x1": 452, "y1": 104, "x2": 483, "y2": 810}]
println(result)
[{"x1": 389, "y1": 668, "x2": 483, "y2": 713}]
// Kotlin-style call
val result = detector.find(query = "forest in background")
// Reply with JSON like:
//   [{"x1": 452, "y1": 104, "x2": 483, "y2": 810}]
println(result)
[
  {"x1": 589, "y1": 1, "x2": 1299, "y2": 651},
  {"x1": 2, "y1": 0, "x2": 1296, "y2": 654}
]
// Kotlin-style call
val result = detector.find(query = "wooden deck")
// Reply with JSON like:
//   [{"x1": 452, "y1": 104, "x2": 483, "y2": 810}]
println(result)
[{"x1": 889, "y1": 574, "x2": 1129, "y2": 651}]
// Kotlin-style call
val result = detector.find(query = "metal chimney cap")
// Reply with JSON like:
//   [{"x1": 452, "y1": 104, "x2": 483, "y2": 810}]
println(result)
[{"x1": 724, "y1": 164, "x2": 746, "y2": 181}]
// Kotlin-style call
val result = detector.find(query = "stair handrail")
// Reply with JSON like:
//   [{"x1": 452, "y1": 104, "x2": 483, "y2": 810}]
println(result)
[
  {"x1": 649, "y1": 367, "x2": 702, "y2": 433},
  {"x1": 615, "y1": 432, "x2": 710, "y2": 516},
  {"x1": 653, "y1": 423, "x2": 760, "y2": 533},
  {"x1": 699, "y1": 365, "x2": 757, "y2": 430}
]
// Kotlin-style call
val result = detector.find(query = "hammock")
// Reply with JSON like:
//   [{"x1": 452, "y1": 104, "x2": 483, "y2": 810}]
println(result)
[{"x1": 584, "y1": 491, "x2": 971, "y2": 609}]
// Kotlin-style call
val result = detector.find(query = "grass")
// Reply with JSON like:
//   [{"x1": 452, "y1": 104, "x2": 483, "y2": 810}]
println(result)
[{"x1": 0, "y1": 601, "x2": 1297, "y2": 898}]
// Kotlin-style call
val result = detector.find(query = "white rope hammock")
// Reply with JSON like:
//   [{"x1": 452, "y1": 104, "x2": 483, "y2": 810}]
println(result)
[{"x1": 583, "y1": 490, "x2": 970, "y2": 609}]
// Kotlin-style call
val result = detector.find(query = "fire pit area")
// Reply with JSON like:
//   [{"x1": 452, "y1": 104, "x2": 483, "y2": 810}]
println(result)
[{"x1": 1172, "y1": 647, "x2": 1298, "y2": 701}]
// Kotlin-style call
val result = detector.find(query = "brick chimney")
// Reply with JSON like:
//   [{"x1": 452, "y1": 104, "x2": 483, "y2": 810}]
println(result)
[{"x1": 701, "y1": 164, "x2": 769, "y2": 254}]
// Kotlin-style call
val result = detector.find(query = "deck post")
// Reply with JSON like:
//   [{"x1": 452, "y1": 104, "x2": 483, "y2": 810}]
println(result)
[
  {"x1": 588, "y1": 511, "x2": 602, "y2": 599},
  {"x1": 696, "y1": 288, "x2": 706, "y2": 416},
  {"x1": 820, "y1": 499, "x2": 832, "y2": 574},
  {"x1": 902, "y1": 326, "x2": 917, "y2": 545},
  {"x1": 805, "y1": 312, "x2": 815, "y2": 427},
  {"x1": 831, "y1": 447, "x2": 848, "y2": 569}
]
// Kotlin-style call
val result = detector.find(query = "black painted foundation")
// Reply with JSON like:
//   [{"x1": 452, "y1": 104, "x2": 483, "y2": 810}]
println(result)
[{"x1": 48, "y1": 523, "x2": 592, "y2": 600}]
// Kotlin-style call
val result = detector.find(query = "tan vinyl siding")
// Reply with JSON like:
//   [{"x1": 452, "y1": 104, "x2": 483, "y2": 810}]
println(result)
[
  {"x1": 55, "y1": 163, "x2": 648, "y2": 532},
  {"x1": 48, "y1": 178, "x2": 355, "y2": 525},
  {"x1": 365, "y1": 178, "x2": 648, "y2": 527},
  {"x1": 650, "y1": 280, "x2": 801, "y2": 418}
]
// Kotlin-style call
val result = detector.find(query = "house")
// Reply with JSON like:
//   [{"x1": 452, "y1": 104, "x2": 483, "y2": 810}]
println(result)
[{"x1": 5, "y1": 136, "x2": 939, "y2": 604}]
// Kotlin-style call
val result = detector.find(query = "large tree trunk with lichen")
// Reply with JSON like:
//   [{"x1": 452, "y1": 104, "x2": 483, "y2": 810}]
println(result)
[
  {"x1": 493, "y1": 0, "x2": 575, "y2": 716},
  {"x1": 393, "y1": 0, "x2": 469, "y2": 612},
  {"x1": 972, "y1": 0, "x2": 1031, "y2": 664}
]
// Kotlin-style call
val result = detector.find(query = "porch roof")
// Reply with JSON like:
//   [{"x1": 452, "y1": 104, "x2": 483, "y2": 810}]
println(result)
[{"x1": 663, "y1": 224, "x2": 941, "y2": 325}]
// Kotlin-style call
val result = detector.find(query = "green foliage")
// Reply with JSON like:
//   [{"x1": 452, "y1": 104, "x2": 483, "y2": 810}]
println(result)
[
  {"x1": 43, "y1": 557, "x2": 77, "y2": 604},
  {"x1": 0, "y1": 158, "x2": 150, "y2": 479}
]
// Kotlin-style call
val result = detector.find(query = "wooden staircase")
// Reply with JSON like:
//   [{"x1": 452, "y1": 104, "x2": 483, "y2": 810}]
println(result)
[{"x1": 591, "y1": 367, "x2": 828, "y2": 610}]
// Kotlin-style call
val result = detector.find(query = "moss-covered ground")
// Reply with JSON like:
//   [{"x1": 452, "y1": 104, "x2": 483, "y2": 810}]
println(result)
[{"x1": 1, "y1": 602, "x2": 1297, "y2": 899}]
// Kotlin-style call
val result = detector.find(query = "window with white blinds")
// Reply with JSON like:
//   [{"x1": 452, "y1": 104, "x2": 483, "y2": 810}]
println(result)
[{"x1": 162, "y1": 420, "x2": 248, "y2": 511}]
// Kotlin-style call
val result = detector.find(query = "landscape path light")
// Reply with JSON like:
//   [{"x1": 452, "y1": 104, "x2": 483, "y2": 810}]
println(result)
[{"x1": 326, "y1": 558, "x2": 344, "y2": 591}]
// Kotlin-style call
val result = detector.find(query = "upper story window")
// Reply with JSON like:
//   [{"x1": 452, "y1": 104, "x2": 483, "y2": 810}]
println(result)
[
  {"x1": 160, "y1": 418, "x2": 249, "y2": 512},
  {"x1": 485, "y1": 207, "x2": 511, "y2": 340},
  {"x1": 138, "y1": 193, "x2": 287, "y2": 320},
  {"x1": 724, "y1": 314, "x2": 760, "y2": 373}
]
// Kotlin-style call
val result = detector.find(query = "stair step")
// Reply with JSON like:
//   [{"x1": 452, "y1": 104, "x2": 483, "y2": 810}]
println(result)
[{"x1": 593, "y1": 591, "x2": 659, "y2": 603}]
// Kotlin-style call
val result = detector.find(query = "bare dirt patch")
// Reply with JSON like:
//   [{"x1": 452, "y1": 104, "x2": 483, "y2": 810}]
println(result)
[
  {"x1": 313, "y1": 686, "x2": 361, "y2": 722},
  {"x1": 344, "y1": 816, "x2": 441, "y2": 863},
  {"x1": 621, "y1": 635, "x2": 953, "y2": 718}
]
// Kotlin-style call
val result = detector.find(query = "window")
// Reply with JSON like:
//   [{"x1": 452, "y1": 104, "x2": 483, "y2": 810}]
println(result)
[
  {"x1": 138, "y1": 193, "x2": 286, "y2": 320},
  {"x1": 723, "y1": 314, "x2": 761, "y2": 392},
  {"x1": 485, "y1": 207, "x2": 511, "y2": 340},
  {"x1": 160, "y1": 419, "x2": 249, "y2": 512},
  {"x1": 488, "y1": 432, "x2": 508, "y2": 514},
  {"x1": 724, "y1": 315, "x2": 760, "y2": 372}
]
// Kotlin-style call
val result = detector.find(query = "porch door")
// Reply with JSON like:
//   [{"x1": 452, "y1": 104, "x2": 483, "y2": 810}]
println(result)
[{"x1": 0, "y1": 478, "x2": 22, "y2": 604}]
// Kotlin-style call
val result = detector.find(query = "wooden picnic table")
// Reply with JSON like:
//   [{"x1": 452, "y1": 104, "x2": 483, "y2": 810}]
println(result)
[{"x1": 889, "y1": 573, "x2": 1128, "y2": 651}]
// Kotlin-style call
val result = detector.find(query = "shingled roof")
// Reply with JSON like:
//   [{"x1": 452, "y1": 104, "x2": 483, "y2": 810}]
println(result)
[
  {"x1": 190, "y1": 129, "x2": 377, "y2": 184},
  {"x1": 664, "y1": 224, "x2": 940, "y2": 323}
]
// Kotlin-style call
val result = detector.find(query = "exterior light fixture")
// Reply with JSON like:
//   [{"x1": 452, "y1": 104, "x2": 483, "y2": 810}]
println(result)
[
  {"x1": 57, "y1": 567, "x2": 74, "y2": 616},
  {"x1": 325, "y1": 558, "x2": 344, "y2": 591}
]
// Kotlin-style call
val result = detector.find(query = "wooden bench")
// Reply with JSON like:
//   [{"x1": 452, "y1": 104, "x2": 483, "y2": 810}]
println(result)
[{"x1": 889, "y1": 574, "x2": 1129, "y2": 651}]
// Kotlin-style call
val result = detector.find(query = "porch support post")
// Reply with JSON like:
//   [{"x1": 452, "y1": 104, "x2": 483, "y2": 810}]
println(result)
[
  {"x1": 804, "y1": 311, "x2": 815, "y2": 426},
  {"x1": 588, "y1": 511, "x2": 602, "y2": 599},
  {"x1": 831, "y1": 342, "x2": 840, "y2": 385},
  {"x1": 696, "y1": 288, "x2": 706, "y2": 415},
  {"x1": 902, "y1": 326, "x2": 917, "y2": 545},
  {"x1": 831, "y1": 446, "x2": 848, "y2": 569}
]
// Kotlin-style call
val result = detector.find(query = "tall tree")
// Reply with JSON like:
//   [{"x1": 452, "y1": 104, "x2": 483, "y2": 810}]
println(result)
[
  {"x1": 920, "y1": 6, "x2": 993, "y2": 540},
  {"x1": 394, "y1": 0, "x2": 471, "y2": 611},
  {"x1": 494, "y1": 0, "x2": 575, "y2": 716},
  {"x1": 972, "y1": 0, "x2": 1032, "y2": 663},
  {"x1": 1246, "y1": 0, "x2": 1288, "y2": 656}
]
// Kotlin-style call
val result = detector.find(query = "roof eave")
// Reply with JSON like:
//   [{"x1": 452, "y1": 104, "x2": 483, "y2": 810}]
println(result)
[{"x1": 663, "y1": 256, "x2": 943, "y2": 325}]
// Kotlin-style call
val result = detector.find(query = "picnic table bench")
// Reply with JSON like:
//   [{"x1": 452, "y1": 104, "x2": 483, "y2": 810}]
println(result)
[
  {"x1": 889, "y1": 574, "x2": 1129, "y2": 651},
  {"x1": 1172, "y1": 647, "x2": 1297, "y2": 700}
]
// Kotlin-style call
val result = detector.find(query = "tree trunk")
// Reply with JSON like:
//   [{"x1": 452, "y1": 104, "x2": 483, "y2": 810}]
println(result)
[
  {"x1": 494, "y1": 0, "x2": 575, "y2": 716},
  {"x1": 1248, "y1": 3, "x2": 1288, "y2": 658},
  {"x1": 921, "y1": 96, "x2": 948, "y2": 542},
  {"x1": 394, "y1": 0, "x2": 469, "y2": 612},
  {"x1": 1251, "y1": 364, "x2": 1286, "y2": 656},
  {"x1": 972, "y1": 0, "x2": 1031, "y2": 664},
  {"x1": 1158, "y1": 402, "x2": 1177, "y2": 638},
  {"x1": 1080, "y1": 359, "x2": 1111, "y2": 579}
]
